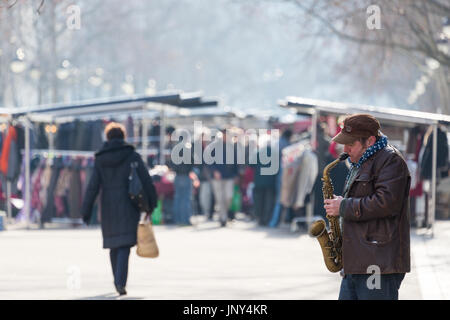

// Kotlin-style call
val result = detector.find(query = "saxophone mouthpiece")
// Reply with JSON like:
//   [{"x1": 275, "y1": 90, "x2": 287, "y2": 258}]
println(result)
[{"x1": 339, "y1": 153, "x2": 349, "y2": 161}]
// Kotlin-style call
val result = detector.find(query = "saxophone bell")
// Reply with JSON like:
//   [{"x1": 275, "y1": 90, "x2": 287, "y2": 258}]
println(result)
[{"x1": 309, "y1": 219, "x2": 326, "y2": 238}]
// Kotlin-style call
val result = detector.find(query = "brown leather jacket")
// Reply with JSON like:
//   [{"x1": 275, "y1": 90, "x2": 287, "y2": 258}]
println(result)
[{"x1": 340, "y1": 145, "x2": 411, "y2": 274}]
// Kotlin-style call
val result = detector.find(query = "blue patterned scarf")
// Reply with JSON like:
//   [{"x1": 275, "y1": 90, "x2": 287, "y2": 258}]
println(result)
[
  {"x1": 349, "y1": 135, "x2": 388, "y2": 169},
  {"x1": 344, "y1": 135, "x2": 388, "y2": 187}
]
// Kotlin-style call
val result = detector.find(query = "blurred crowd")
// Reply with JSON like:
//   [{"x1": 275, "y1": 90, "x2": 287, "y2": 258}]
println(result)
[
  {"x1": 148, "y1": 117, "x2": 450, "y2": 230},
  {"x1": 149, "y1": 125, "x2": 294, "y2": 228}
]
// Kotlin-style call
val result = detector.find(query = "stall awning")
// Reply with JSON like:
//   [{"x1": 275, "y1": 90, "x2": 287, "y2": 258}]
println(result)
[
  {"x1": 10, "y1": 92, "x2": 219, "y2": 122},
  {"x1": 279, "y1": 96, "x2": 450, "y2": 126}
]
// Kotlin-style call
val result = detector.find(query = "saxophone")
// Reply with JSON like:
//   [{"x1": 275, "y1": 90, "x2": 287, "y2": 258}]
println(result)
[{"x1": 309, "y1": 152, "x2": 349, "y2": 273}]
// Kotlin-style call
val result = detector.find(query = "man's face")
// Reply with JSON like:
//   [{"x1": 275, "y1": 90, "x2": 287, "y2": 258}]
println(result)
[{"x1": 343, "y1": 139, "x2": 367, "y2": 163}]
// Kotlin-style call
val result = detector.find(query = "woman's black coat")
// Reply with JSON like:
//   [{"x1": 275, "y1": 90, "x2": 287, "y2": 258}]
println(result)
[{"x1": 81, "y1": 139, "x2": 157, "y2": 249}]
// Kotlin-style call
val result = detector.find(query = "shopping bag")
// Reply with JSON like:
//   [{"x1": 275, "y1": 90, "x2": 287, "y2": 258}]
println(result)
[
  {"x1": 152, "y1": 199, "x2": 162, "y2": 225},
  {"x1": 230, "y1": 185, "x2": 242, "y2": 213},
  {"x1": 137, "y1": 216, "x2": 159, "y2": 258}
]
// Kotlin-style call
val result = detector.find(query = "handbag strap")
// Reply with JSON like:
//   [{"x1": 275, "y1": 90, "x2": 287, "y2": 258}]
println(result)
[{"x1": 139, "y1": 212, "x2": 151, "y2": 224}]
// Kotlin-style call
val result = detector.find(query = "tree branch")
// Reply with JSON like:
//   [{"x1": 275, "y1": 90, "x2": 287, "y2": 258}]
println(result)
[
  {"x1": 287, "y1": 0, "x2": 450, "y2": 67},
  {"x1": 37, "y1": 0, "x2": 45, "y2": 15},
  {"x1": 427, "y1": 0, "x2": 450, "y2": 16}
]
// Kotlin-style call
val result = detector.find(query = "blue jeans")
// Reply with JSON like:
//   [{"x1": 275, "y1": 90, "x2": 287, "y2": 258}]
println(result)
[
  {"x1": 109, "y1": 246, "x2": 131, "y2": 288},
  {"x1": 339, "y1": 273, "x2": 405, "y2": 300},
  {"x1": 173, "y1": 175, "x2": 192, "y2": 225},
  {"x1": 269, "y1": 167, "x2": 283, "y2": 227}
]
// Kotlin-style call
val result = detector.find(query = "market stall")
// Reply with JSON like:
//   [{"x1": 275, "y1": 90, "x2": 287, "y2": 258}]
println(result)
[
  {"x1": 3, "y1": 91, "x2": 219, "y2": 228},
  {"x1": 280, "y1": 96, "x2": 450, "y2": 237}
]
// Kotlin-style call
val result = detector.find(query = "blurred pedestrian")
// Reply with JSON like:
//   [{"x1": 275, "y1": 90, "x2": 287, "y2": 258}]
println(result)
[
  {"x1": 81, "y1": 122, "x2": 157, "y2": 296},
  {"x1": 269, "y1": 128, "x2": 292, "y2": 227},
  {"x1": 168, "y1": 132, "x2": 196, "y2": 226},
  {"x1": 211, "y1": 129, "x2": 239, "y2": 227},
  {"x1": 197, "y1": 130, "x2": 214, "y2": 220},
  {"x1": 251, "y1": 140, "x2": 277, "y2": 226}
]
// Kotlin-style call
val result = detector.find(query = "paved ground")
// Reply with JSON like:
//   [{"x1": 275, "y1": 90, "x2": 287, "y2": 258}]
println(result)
[
  {"x1": 1, "y1": 215, "x2": 447, "y2": 300},
  {"x1": 411, "y1": 220, "x2": 450, "y2": 299}
]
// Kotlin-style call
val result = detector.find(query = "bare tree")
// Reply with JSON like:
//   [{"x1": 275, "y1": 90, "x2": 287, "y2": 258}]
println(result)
[{"x1": 268, "y1": 0, "x2": 450, "y2": 113}]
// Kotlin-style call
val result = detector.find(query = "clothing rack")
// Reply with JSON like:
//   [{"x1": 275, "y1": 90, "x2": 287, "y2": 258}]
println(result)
[
  {"x1": 29, "y1": 149, "x2": 95, "y2": 158},
  {"x1": 0, "y1": 118, "x2": 32, "y2": 227},
  {"x1": 281, "y1": 96, "x2": 450, "y2": 237},
  {"x1": 2, "y1": 93, "x2": 219, "y2": 229},
  {"x1": 26, "y1": 148, "x2": 172, "y2": 158},
  {"x1": 25, "y1": 149, "x2": 94, "y2": 228},
  {"x1": 278, "y1": 140, "x2": 320, "y2": 232}
]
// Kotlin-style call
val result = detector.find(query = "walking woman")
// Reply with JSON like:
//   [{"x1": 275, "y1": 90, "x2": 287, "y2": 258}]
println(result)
[{"x1": 81, "y1": 122, "x2": 157, "y2": 296}]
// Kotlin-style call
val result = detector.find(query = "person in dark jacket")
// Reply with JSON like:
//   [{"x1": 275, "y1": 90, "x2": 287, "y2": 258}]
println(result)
[
  {"x1": 324, "y1": 114, "x2": 411, "y2": 300},
  {"x1": 420, "y1": 125, "x2": 449, "y2": 180},
  {"x1": 168, "y1": 143, "x2": 196, "y2": 226},
  {"x1": 81, "y1": 122, "x2": 157, "y2": 296},
  {"x1": 251, "y1": 144, "x2": 277, "y2": 226},
  {"x1": 210, "y1": 129, "x2": 239, "y2": 227}
]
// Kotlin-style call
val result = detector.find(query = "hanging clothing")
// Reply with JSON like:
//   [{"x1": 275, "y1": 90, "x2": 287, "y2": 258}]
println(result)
[
  {"x1": 6, "y1": 133, "x2": 20, "y2": 181},
  {"x1": 15, "y1": 125, "x2": 25, "y2": 167},
  {"x1": 54, "y1": 167, "x2": 71, "y2": 217},
  {"x1": 39, "y1": 164, "x2": 52, "y2": 210},
  {"x1": 0, "y1": 130, "x2": 4, "y2": 154},
  {"x1": 68, "y1": 159, "x2": 82, "y2": 219},
  {"x1": 420, "y1": 127, "x2": 449, "y2": 180},
  {"x1": 91, "y1": 121, "x2": 104, "y2": 151},
  {"x1": 41, "y1": 158, "x2": 62, "y2": 222},
  {"x1": 293, "y1": 148, "x2": 318, "y2": 209},
  {"x1": 410, "y1": 130, "x2": 424, "y2": 197},
  {"x1": 36, "y1": 123, "x2": 49, "y2": 149},
  {"x1": 20, "y1": 154, "x2": 96, "y2": 224},
  {"x1": 0, "y1": 126, "x2": 17, "y2": 178},
  {"x1": 125, "y1": 116, "x2": 134, "y2": 141},
  {"x1": 31, "y1": 166, "x2": 44, "y2": 213},
  {"x1": 279, "y1": 141, "x2": 306, "y2": 207}
]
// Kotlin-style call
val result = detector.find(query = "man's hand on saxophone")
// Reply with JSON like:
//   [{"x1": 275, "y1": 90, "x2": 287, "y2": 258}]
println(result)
[{"x1": 324, "y1": 195, "x2": 343, "y2": 216}]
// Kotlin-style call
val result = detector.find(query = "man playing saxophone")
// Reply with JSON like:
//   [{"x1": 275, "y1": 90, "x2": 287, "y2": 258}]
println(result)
[{"x1": 324, "y1": 114, "x2": 411, "y2": 300}]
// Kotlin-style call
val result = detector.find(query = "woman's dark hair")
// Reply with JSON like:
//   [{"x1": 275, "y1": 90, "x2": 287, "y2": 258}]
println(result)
[{"x1": 104, "y1": 122, "x2": 126, "y2": 141}]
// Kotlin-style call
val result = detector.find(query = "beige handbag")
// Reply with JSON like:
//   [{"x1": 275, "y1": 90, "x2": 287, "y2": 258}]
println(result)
[{"x1": 136, "y1": 214, "x2": 159, "y2": 258}]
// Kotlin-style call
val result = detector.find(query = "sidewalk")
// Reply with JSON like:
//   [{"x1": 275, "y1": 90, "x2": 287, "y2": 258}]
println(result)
[
  {"x1": 0, "y1": 216, "x2": 440, "y2": 300},
  {"x1": 410, "y1": 220, "x2": 450, "y2": 299}
]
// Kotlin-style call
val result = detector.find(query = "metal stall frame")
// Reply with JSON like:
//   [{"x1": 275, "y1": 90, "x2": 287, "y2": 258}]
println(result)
[
  {"x1": 9, "y1": 92, "x2": 218, "y2": 229},
  {"x1": 279, "y1": 96, "x2": 450, "y2": 237}
]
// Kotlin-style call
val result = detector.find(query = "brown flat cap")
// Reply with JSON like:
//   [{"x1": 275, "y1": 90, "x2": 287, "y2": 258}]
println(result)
[{"x1": 332, "y1": 114, "x2": 380, "y2": 145}]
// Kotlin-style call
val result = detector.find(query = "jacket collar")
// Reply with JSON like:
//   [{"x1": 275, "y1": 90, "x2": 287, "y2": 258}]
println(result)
[
  {"x1": 344, "y1": 146, "x2": 387, "y2": 196},
  {"x1": 349, "y1": 135, "x2": 388, "y2": 169},
  {"x1": 95, "y1": 139, "x2": 134, "y2": 157},
  {"x1": 344, "y1": 144, "x2": 400, "y2": 196}
]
